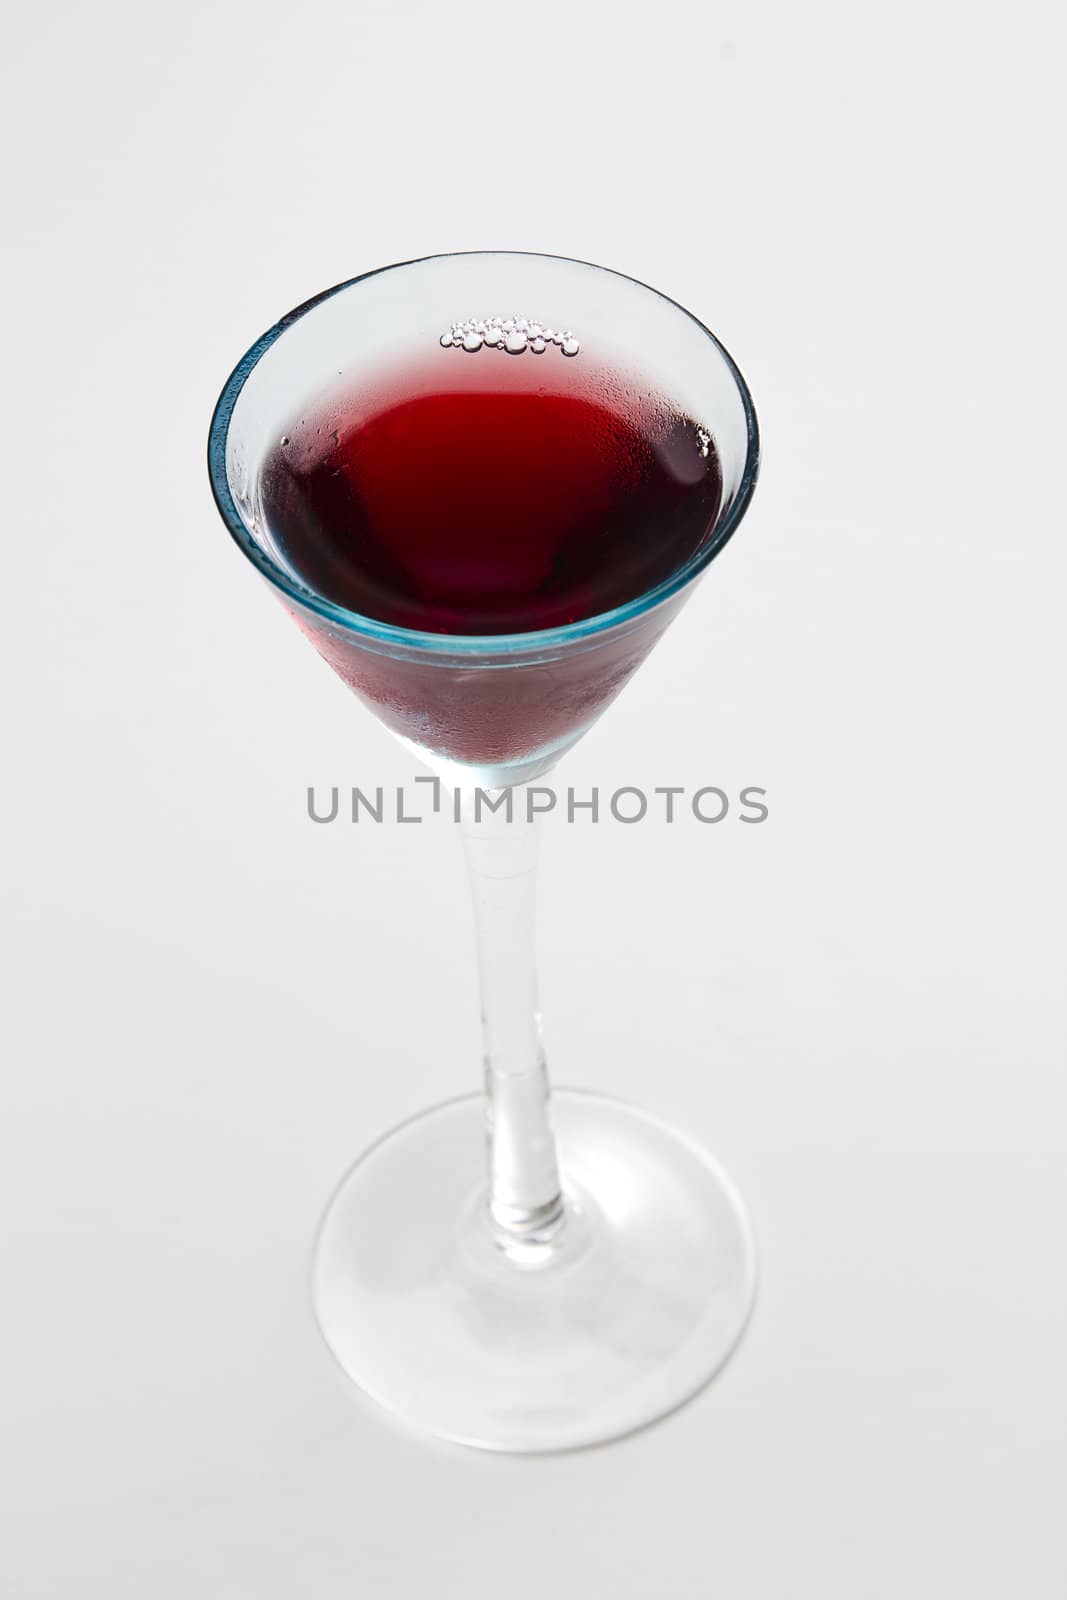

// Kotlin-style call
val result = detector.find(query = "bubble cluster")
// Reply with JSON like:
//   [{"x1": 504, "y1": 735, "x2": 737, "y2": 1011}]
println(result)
[{"x1": 439, "y1": 316, "x2": 580, "y2": 357}]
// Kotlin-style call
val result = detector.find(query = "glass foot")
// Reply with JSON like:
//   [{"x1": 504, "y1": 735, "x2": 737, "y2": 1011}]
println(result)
[{"x1": 312, "y1": 1090, "x2": 757, "y2": 1453}]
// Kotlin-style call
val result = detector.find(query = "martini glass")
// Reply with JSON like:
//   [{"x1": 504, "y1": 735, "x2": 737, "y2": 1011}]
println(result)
[{"x1": 208, "y1": 252, "x2": 760, "y2": 1452}]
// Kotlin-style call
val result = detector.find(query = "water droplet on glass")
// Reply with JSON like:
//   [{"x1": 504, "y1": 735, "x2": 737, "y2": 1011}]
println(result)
[{"x1": 443, "y1": 313, "x2": 577, "y2": 357}]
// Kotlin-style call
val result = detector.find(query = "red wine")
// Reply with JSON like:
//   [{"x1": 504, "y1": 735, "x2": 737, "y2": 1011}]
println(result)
[{"x1": 261, "y1": 342, "x2": 722, "y2": 636}]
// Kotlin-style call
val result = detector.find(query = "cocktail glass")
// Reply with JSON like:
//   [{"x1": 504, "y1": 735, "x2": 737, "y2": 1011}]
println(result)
[{"x1": 208, "y1": 252, "x2": 760, "y2": 1452}]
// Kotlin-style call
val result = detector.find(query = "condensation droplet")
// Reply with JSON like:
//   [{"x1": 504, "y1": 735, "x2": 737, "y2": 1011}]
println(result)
[{"x1": 439, "y1": 315, "x2": 580, "y2": 356}]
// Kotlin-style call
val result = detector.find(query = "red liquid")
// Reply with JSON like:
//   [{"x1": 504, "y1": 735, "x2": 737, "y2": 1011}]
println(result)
[
  {"x1": 259, "y1": 343, "x2": 723, "y2": 770},
  {"x1": 261, "y1": 345, "x2": 722, "y2": 635}
]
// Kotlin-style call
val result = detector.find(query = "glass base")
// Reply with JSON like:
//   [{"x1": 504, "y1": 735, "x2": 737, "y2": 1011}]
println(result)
[{"x1": 312, "y1": 1090, "x2": 757, "y2": 1453}]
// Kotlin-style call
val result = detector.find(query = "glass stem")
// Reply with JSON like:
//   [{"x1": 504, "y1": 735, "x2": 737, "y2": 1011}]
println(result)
[{"x1": 459, "y1": 784, "x2": 565, "y2": 1247}]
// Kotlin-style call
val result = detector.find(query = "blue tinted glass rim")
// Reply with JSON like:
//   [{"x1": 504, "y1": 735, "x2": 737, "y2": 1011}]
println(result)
[{"x1": 207, "y1": 251, "x2": 760, "y2": 655}]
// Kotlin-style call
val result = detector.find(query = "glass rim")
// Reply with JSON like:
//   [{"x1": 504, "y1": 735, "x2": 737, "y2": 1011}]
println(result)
[{"x1": 207, "y1": 250, "x2": 761, "y2": 656}]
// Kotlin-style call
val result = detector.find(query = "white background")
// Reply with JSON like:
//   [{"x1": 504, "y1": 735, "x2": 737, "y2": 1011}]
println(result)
[{"x1": 3, "y1": 1, "x2": 1065, "y2": 1594}]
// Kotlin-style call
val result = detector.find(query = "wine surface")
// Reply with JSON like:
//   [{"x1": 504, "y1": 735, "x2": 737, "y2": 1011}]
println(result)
[{"x1": 261, "y1": 338, "x2": 722, "y2": 636}]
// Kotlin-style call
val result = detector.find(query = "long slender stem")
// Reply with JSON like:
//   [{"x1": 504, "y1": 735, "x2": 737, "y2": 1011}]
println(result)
[{"x1": 459, "y1": 784, "x2": 565, "y2": 1247}]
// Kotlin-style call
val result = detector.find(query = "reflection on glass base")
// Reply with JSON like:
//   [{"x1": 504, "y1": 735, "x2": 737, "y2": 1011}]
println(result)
[{"x1": 313, "y1": 1090, "x2": 757, "y2": 1453}]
